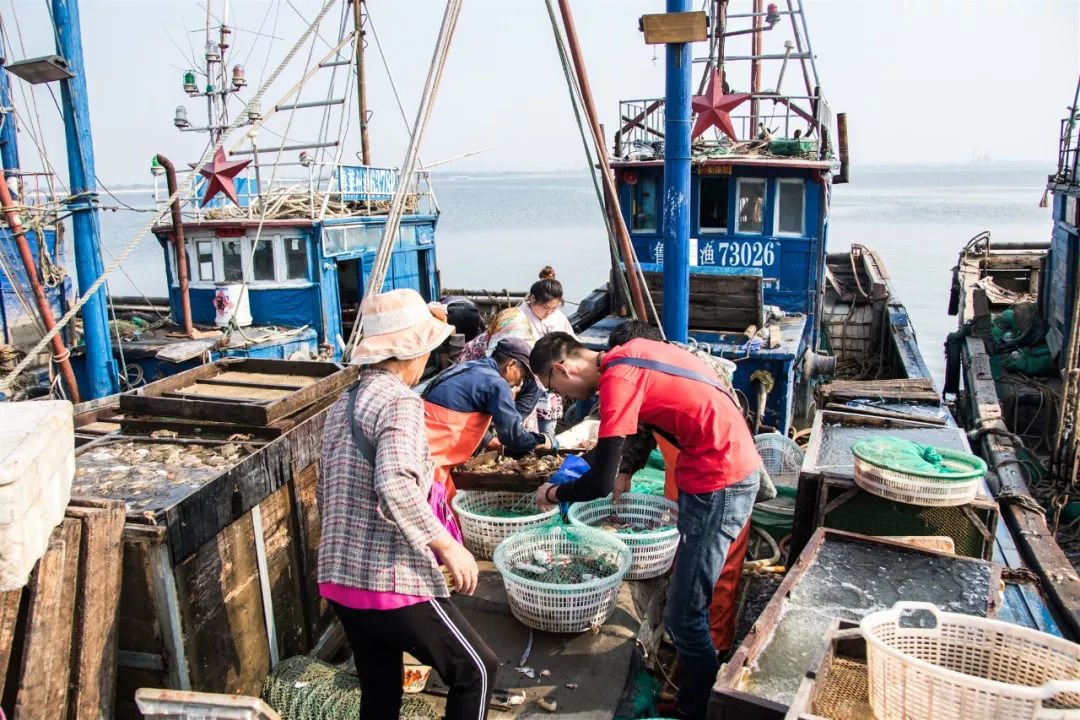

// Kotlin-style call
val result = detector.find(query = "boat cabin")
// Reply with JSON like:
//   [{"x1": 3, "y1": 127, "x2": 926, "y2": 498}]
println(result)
[{"x1": 585, "y1": 95, "x2": 836, "y2": 433}]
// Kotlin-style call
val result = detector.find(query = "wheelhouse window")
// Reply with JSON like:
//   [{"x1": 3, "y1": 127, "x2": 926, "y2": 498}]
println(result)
[
  {"x1": 630, "y1": 174, "x2": 658, "y2": 232},
  {"x1": 285, "y1": 237, "x2": 308, "y2": 280},
  {"x1": 195, "y1": 240, "x2": 214, "y2": 281},
  {"x1": 222, "y1": 239, "x2": 243, "y2": 282},
  {"x1": 252, "y1": 238, "x2": 275, "y2": 281},
  {"x1": 699, "y1": 177, "x2": 729, "y2": 233},
  {"x1": 776, "y1": 179, "x2": 805, "y2": 235},
  {"x1": 736, "y1": 179, "x2": 766, "y2": 234}
]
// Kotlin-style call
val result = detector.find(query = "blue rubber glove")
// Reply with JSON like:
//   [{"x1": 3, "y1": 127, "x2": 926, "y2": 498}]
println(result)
[{"x1": 549, "y1": 455, "x2": 590, "y2": 516}]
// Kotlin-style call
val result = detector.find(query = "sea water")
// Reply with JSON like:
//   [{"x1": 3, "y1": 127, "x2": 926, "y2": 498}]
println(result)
[{"x1": 90, "y1": 164, "x2": 1052, "y2": 388}]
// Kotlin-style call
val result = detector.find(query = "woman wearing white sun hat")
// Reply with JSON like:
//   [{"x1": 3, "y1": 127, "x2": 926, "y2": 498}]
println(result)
[{"x1": 317, "y1": 288, "x2": 497, "y2": 719}]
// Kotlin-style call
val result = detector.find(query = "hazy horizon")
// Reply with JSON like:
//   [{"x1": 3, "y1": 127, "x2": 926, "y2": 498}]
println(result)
[{"x1": 0, "y1": 0, "x2": 1075, "y2": 188}]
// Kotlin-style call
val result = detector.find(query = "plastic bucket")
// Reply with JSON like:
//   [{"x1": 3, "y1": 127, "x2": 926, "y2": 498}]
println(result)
[
  {"x1": 213, "y1": 283, "x2": 252, "y2": 327},
  {"x1": 751, "y1": 486, "x2": 795, "y2": 542}
]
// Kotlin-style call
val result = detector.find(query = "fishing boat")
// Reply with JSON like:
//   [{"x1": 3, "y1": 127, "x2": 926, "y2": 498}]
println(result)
[
  {"x1": 945, "y1": 76, "x2": 1080, "y2": 640},
  {"x1": 4, "y1": 0, "x2": 1080, "y2": 718}
]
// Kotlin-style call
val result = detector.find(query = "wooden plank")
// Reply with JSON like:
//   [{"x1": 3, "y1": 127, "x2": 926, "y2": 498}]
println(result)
[
  {"x1": 196, "y1": 378, "x2": 307, "y2": 392},
  {"x1": 119, "y1": 415, "x2": 285, "y2": 441},
  {"x1": 292, "y1": 460, "x2": 328, "y2": 641},
  {"x1": 818, "y1": 378, "x2": 939, "y2": 405},
  {"x1": 65, "y1": 500, "x2": 126, "y2": 720},
  {"x1": 822, "y1": 403, "x2": 947, "y2": 426},
  {"x1": 113, "y1": 527, "x2": 170, "y2": 717},
  {"x1": 161, "y1": 391, "x2": 270, "y2": 404},
  {"x1": 450, "y1": 472, "x2": 549, "y2": 493},
  {"x1": 121, "y1": 394, "x2": 269, "y2": 426},
  {"x1": 961, "y1": 335, "x2": 1080, "y2": 638},
  {"x1": 48, "y1": 519, "x2": 83, "y2": 720},
  {"x1": 154, "y1": 338, "x2": 218, "y2": 364},
  {"x1": 0, "y1": 588, "x2": 21, "y2": 702},
  {"x1": 174, "y1": 512, "x2": 270, "y2": 695},
  {"x1": 13, "y1": 533, "x2": 68, "y2": 720},
  {"x1": 641, "y1": 11, "x2": 707, "y2": 44},
  {"x1": 256, "y1": 485, "x2": 309, "y2": 660}
]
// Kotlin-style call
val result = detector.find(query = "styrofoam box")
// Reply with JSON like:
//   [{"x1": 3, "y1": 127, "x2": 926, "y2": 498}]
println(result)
[{"x1": 0, "y1": 400, "x2": 75, "y2": 591}]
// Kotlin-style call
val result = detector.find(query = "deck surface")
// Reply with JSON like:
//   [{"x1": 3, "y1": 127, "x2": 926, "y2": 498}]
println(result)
[{"x1": 414, "y1": 560, "x2": 660, "y2": 718}]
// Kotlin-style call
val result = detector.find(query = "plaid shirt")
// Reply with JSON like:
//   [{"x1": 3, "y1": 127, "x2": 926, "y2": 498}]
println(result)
[{"x1": 317, "y1": 368, "x2": 448, "y2": 597}]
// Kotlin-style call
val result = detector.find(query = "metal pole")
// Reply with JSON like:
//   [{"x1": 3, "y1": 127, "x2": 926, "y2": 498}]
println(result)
[
  {"x1": 155, "y1": 156, "x2": 194, "y2": 338},
  {"x1": 0, "y1": 178, "x2": 80, "y2": 402},
  {"x1": 750, "y1": 0, "x2": 762, "y2": 135},
  {"x1": 0, "y1": 28, "x2": 19, "y2": 172},
  {"x1": 353, "y1": 0, "x2": 371, "y2": 165},
  {"x1": 52, "y1": 0, "x2": 117, "y2": 398},
  {"x1": 662, "y1": 0, "x2": 691, "y2": 343},
  {"x1": 556, "y1": 0, "x2": 648, "y2": 322}
]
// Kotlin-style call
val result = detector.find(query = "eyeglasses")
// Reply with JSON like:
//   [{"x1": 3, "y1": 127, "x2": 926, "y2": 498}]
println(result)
[{"x1": 547, "y1": 364, "x2": 556, "y2": 393}]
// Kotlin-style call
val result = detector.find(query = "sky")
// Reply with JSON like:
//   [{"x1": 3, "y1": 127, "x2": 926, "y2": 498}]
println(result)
[{"x1": 3, "y1": 0, "x2": 1078, "y2": 186}]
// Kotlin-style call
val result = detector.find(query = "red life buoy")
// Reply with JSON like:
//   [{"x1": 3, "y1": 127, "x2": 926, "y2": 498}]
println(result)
[{"x1": 623, "y1": 170, "x2": 638, "y2": 185}]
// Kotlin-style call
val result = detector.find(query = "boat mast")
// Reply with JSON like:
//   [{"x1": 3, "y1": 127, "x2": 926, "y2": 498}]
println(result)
[
  {"x1": 52, "y1": 0, "x2": 116, "y2": 398},
  {"x1": 0, "y1": 28, "x2": 19, "y2": 172},
  {"x1": 352, "y1": 0, "x2": 371, "y2": 165},
  {"x1": 661, "y1": 0, "x2": 692, "y2": 342}
]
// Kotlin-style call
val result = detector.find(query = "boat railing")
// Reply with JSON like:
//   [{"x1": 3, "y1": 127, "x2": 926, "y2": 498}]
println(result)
[
  {"x1": 0, "y1": 171, "x2": 62, "y2": 231},
  {"x1": 615, "y1": 94, "x2": 832, "y2": 161},
  {"x1": 167, "y1": 163, "x2": 438, "y2": 222},
  {"x1": 1054, "y1": 86, "x2": 1080, "y2": 186}
]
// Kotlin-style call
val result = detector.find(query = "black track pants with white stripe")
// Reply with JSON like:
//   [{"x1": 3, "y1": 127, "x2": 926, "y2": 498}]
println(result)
[{"x1": 331, "y1": 597, "x2": 498, "y2": 720}]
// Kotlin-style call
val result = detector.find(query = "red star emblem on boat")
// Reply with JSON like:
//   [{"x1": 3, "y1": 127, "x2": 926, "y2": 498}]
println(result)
[
  {"x1": 197, "y1": 147, "x2": 251, "y2": 207},
  {"x1": 691, "y1": 70, "x2": 750, "y2": 141}
]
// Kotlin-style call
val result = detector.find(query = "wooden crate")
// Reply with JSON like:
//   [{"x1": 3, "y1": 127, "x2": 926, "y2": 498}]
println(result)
[
  {"x1": 790, "y1": 409, "x2": 996, "y2": 563},
  {"x1": 74, "y1": 408, "x2": 334, "y2": 719},
  {"x1": 641, "y1": 269, "x2": 764, "y2": 333},
  {"x1": 450, "y1": 449, "x2": 578, "y2": 492},
  {"x1": 119, "y1": 358, "x2": 355, "y2": 426},
  {"x1": 709, "y1": 529, "x2": 1001, "y2": 720},
  {"x1": 789, "y1": 473, "x2": 998, "y2": 564},
  {"x1": 0, "y1": 500, "x2": 126, "y2": 720}
]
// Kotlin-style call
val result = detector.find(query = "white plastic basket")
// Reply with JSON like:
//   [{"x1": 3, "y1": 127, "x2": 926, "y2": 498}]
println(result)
[
  {"x1": 566, "y1": 493, "x2": 679, "y2": 579},
  {"x1": 852, "y1": 455, "x2": 981, "y2": 507},
  {"x1": 451, "y1": 490, "x2": 558, "y2": 559},
  {"x1": 493, "y1": 525, "x2": 632, "y2": 633},
  {"x1": 754, "y1": 432, "x2": 804, "y2": 489},
  {"x1": 861, "y1": 602, "x2": 1080, "y2": 720}
]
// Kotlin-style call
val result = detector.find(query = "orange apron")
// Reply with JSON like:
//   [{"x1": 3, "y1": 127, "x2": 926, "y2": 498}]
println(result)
[
  {"x1": 423, "y1": 401, "x2": 493, "y2": 543},
  {"x1": 653, "y1": 431, "x2": 750, "y2": 651}
]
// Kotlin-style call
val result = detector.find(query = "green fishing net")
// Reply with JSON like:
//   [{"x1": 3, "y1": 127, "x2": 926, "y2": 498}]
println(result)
[
  {"x1": 851, "y1": 437, "x2": 986, "y2": 480},
  {"x1": 495, "y1": 525, "x2": 630, "y2": 585},
  {"x1": 465, "y1": 492, "x2": 547, "y2": 518},
  {"x1": 631, "y1": 449, "x2": 668, "y2": 496},
  {"x1": 262, "y1": 656, "x2": 438, "y2": 720},
  {"x1": 991, "y1": 308, "x2": 1018, "y2": 344}
]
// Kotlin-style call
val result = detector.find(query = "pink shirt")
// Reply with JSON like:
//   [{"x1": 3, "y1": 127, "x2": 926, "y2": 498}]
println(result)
[{"x1": 320, "y1": 582, "x2": 431, "y2": 611}]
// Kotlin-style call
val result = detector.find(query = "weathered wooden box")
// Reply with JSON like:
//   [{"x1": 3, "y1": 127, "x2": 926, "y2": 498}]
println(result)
[
  {"x1": 789, "y1": 409, "x2": 998, "y2": 563},
  {"x1": 119, "y1": 358, "x2": 354, "y2": 426},
  {"x1": 73, "y1": 366, "x2": 350, "y2": 718},
  {"x1": 709, "y1": 529, "x2": 1001, "y2": 720}
]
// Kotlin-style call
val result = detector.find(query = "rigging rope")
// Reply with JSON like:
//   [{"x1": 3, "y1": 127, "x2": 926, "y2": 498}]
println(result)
[
  {"x1": 220, "y1": 1, "x2": 337, "y2": 338},
  {"x1": 0, "y1": 0, "x2": 342, "y2": 395},
  {"x1": 345, "y1": 0, "x2": 463, "y2": 359},
  {"x1": 542, "y1": 0, "x2": 636, "y2": 326}
]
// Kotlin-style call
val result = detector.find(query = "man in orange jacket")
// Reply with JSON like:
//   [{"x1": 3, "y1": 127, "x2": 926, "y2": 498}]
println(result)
[
  {"x1": 605, "y1": 321, "x2": 753, "y2": 654},
  {"x1": 531, "y1": 331, "x2": 759, "y2": 719}
]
